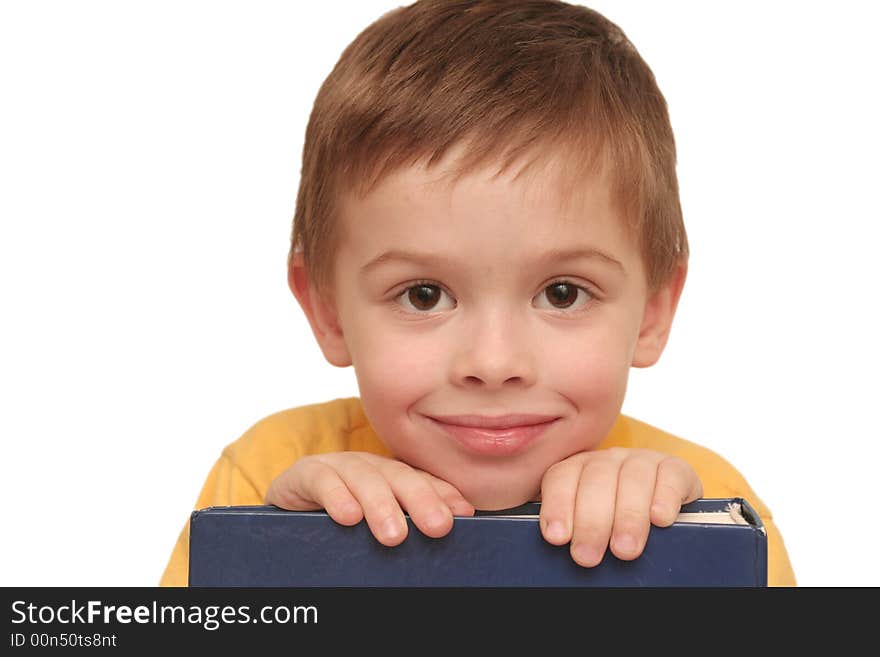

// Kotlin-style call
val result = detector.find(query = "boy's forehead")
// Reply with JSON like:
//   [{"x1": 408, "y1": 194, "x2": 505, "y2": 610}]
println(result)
[
  {"x1": 332, "y1": 145, "x2": 643, "y2": 285},
  {"x1": 342, "y1": 141, "x2": 618, "y2": 227}
]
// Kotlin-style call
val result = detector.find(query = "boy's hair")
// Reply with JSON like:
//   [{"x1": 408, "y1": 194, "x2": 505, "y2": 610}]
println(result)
[{"x1": 291, "y1": 0, "x2": 687, "y2": 295}]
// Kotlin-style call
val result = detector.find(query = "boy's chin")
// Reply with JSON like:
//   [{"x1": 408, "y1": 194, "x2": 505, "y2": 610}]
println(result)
[{"x1": 462, "y1": 486, "x2": 539, "y2": 512}]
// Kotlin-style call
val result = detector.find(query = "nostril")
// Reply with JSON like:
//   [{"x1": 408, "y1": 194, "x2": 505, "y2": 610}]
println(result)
[{"x1": 464, "y1": 375, "x2": 524, "y2": 385}]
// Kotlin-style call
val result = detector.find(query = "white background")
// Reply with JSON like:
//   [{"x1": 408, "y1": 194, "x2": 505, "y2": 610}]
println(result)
[{"x1": 1, "y1": 1, "x2": 877, "y2": 587}]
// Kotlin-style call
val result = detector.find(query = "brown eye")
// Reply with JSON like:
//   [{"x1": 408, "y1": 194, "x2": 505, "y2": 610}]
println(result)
[
  {"x1": 407, "y1": 284, "x2": 442, "y2": 311},
  {"x1": 395, "y1": 282, "x2": 455, "y2": 314},
  {"x1": 545, "y1": 282, "x2": 578, "y2": 308},
  {"x1": 533, "y1": 281, "x2": 593, "y2": 312}
]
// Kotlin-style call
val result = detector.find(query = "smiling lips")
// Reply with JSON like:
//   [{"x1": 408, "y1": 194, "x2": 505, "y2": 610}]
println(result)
[{"x1": 426, "y1": 414, "x2": 560, "y2": 456}]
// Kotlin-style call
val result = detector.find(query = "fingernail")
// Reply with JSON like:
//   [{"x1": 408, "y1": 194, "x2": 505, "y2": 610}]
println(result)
[
  {"x1": 382, "y1": 516, "x2": 405, "y2": 541},
  {"x1": 651, "y1": 503, "x2": 668, "y2": 520},
  {"x1": 572, "y1": 543, "x2": 602, "y2": 566},
  {"x1": 425, "y1": 508, "x2": 450, "y2": 530},
  {"x1": 613, "y1": 533, "x2": 636, "y2": 554},
  {"x1": 545, "y1": 520, "x2": 566, "y2": 542}
]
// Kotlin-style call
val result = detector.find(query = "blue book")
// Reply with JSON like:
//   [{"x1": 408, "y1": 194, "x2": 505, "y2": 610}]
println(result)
[{"x1": 188, "y1": 498, "x2": 767, "y2": 587}]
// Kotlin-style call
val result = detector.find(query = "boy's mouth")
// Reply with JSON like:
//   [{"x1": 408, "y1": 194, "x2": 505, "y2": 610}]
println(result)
[{"x1": 424, "y1": 414, "x2": 560, "y2": 457}]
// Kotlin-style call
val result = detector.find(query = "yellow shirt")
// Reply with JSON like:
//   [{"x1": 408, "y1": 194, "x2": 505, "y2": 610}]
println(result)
[{"x1": 160, "y1": 396, "x2": 796, "y2": 587}]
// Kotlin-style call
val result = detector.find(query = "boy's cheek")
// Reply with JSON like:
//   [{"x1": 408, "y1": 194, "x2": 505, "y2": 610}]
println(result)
[
  {"x1": 552, "y1": 348, "x2": 630, "y2": 417},
  {"x1": 353, "y1": 343, "x2": 445, "y2": 409},
  {"x1": 353, "y1": 344, "x2": 445, "y2": 454}
]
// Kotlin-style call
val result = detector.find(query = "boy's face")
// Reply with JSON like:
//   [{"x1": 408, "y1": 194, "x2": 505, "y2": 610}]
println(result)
[{"x1": 293, "y1": 148, "x2": 685, "y2": 509}]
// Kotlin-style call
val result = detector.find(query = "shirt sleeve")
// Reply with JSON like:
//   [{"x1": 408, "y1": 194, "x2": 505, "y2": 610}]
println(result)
[
  {"x1": 159, "y1": 454, "x2": 264, "y2": 587},
  {"x1": 707, "y1": 470, "x2": 797, "y2": 587},
  {"x1": 618, "y1": 418, "x2": 797, "y2": 586},
  {"x1": 761, "y1": 512, "x2": 797, "y2": 587}
]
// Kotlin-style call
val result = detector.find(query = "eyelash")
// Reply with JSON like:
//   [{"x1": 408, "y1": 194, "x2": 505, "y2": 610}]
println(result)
[
  {"x1": 390, "y1": 280, "x2": 454, "y2": 316},
  {"x1": 390, "y1": 279, "x2": 598, "y2": 316}
]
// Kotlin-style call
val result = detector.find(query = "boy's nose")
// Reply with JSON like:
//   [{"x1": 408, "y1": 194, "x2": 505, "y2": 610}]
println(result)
[{"x1": 448, "y1": 312, "x2": 537, "y2": 389}]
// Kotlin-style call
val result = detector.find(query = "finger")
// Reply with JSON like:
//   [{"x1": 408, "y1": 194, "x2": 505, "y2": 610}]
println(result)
[
  {"x1": 538, "y1": 456, "x2": 586, "y2": 545},
  {"x1": 265, "y1": 458, "x2": 363, "y2": 526},
  {"x1": 570, "y1": 453, "x2": 623, "y2": 567},
  {"x1": 371, "y1": 460, "x2": 456, "y2": 538},
  {"x1": 609, "y1": 451, "x2": 658, "y2": 561},
  {"x1": 331, "y1": 455, "x2": 409, "y2": 547},
  {"x1": 650, "y1": 456, "x2": 704, "y2": 527},
  {"x1": 357, "y1": 452, "x2": 474, "y2": 517},
  {"x1": 423, "y1": 473, "x2": 476, "y2": 517}
]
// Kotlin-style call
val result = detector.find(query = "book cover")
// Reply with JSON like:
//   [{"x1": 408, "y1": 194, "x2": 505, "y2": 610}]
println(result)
[{"x1": 188, "y1": 497, "x2": 767, "y2": 587}]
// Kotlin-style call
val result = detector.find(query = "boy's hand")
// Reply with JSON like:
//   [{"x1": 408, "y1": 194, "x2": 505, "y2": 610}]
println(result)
[
  {"x1": 538, "y1": 447, "x2": 703, "y2": 567},
  {"x1": 265, "y1": 452, "x2": 475, "y2": 546}
]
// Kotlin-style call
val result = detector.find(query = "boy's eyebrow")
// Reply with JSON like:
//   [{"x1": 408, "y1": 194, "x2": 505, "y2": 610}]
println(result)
[{"x1": 360, "y1": 247, "x2": 626, "y2": 275}]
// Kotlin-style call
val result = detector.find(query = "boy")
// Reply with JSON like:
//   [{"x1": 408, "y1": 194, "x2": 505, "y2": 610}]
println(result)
[{"x1": 160, "y1": 0, "x2": 795, "y2": 586}]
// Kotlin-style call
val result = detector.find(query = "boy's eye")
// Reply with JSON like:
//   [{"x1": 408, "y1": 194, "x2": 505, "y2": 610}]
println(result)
[
  {"x1": 533, "y1": 281, "x2": 593, "y2": 311},
  {"x1": 393, "y1": 280, "x2": 594, "y2": 314},
  {"x1": 396, "y1": 284, "x2": 455, "y2": 313}
]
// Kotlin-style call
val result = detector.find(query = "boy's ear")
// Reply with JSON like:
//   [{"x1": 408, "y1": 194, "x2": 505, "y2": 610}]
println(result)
[
  {"x1": 631, "y1": 262, "x2": 687, "y2": 368},
  {"x1": 288, "y1": 251, "x2": 352, "y2": 367}
]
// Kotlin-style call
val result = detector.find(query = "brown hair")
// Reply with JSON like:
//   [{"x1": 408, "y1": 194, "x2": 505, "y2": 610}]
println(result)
[{"x1": 291, "y1": 0, "x2": 687, "y2": 294}]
